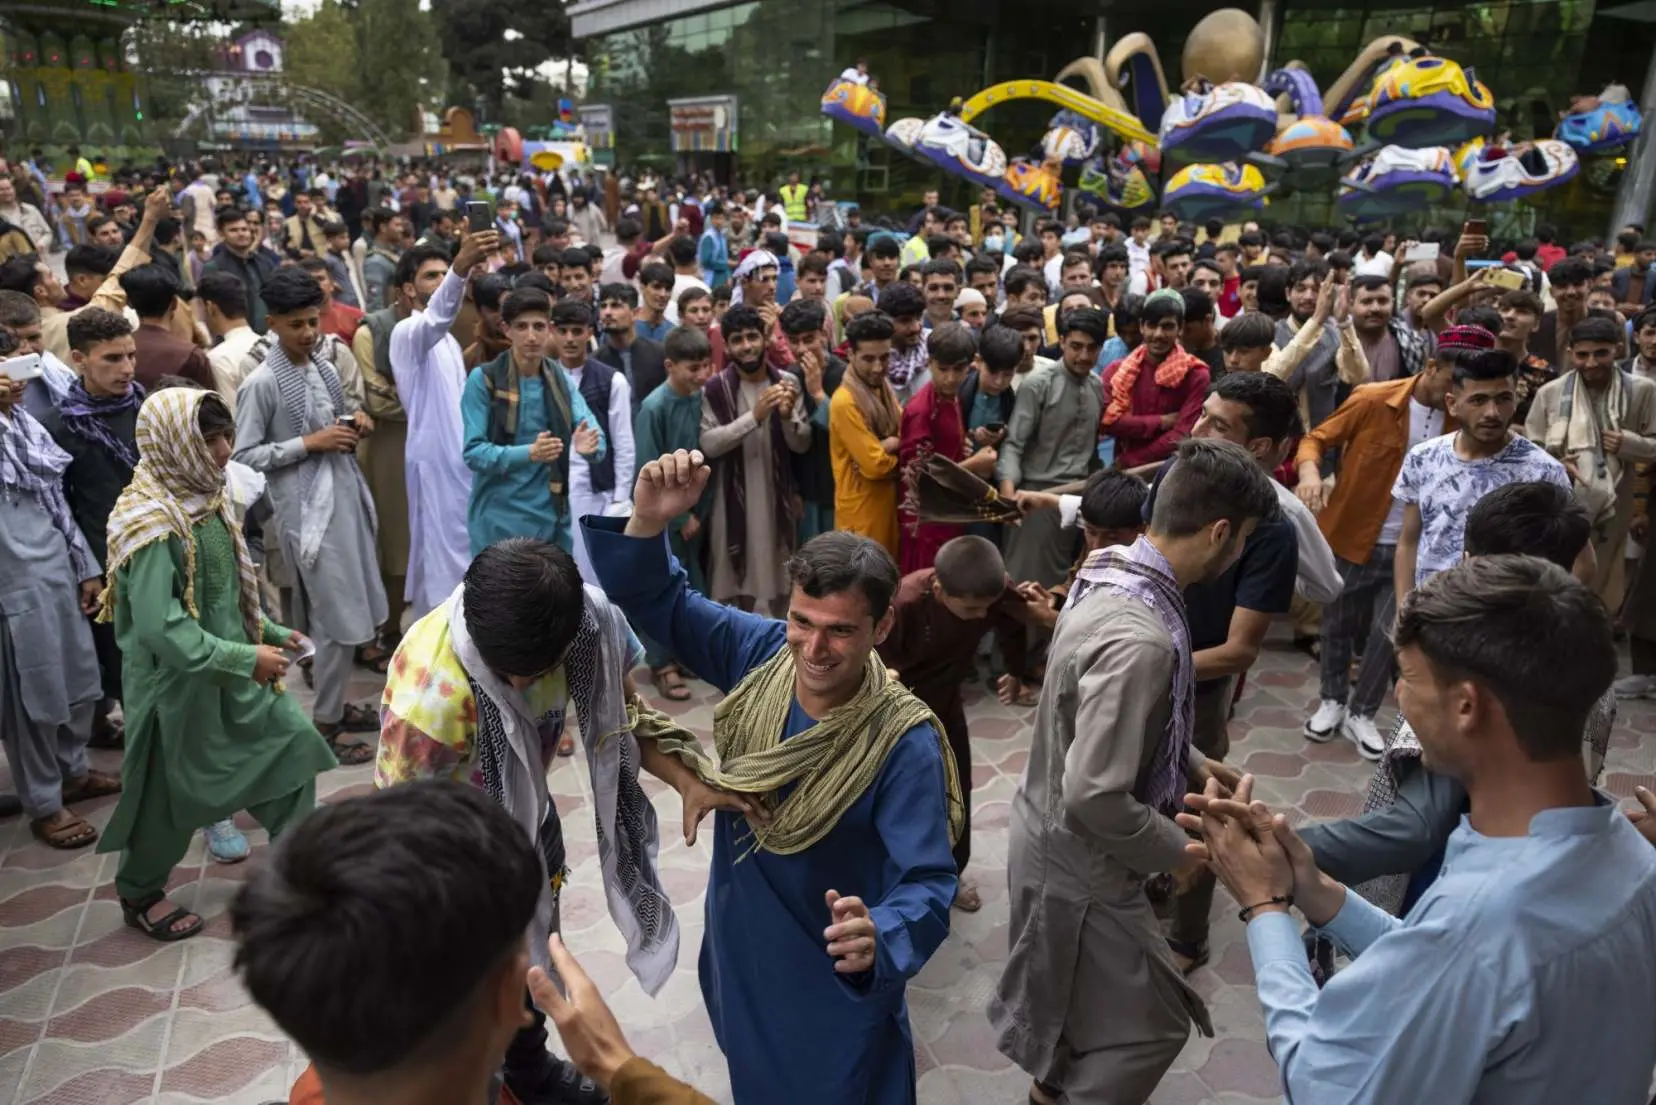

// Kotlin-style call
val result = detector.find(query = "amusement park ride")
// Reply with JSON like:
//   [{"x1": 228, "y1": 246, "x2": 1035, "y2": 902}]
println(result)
[{"x1": 820, "y1": 7, "x2": 1644, "y2": 223}]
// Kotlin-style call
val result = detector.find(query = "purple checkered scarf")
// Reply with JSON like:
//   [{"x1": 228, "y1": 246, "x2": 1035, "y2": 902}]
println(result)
[
  {"x1": 1067, "y1": 536, "x2": 1194, "y2": 816},
  {"x1": 58, "y1": 377, "x2": 143, "y2": 469}
]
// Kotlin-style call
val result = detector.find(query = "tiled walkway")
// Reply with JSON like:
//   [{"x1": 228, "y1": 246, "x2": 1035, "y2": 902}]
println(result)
[{"x1": 3, "y1": 630, "x2": 1653, "y2": 1105}]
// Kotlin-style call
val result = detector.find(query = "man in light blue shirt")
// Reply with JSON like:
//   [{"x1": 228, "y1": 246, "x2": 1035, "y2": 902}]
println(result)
[{"x1": 1184, "y1": 554, "x2": 1656, "y2": 1105}]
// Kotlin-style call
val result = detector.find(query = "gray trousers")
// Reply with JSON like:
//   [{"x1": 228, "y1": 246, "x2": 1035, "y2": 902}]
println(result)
[
  {"x1": 280, "y1": 585, "x2": 355, "y2": 725},
  {"x1": 3, "y1": 699, "x2": 93, "y2": 819},
  {"x1": 1318, "y1": 545, "x2": 1397, "y2": 717}
]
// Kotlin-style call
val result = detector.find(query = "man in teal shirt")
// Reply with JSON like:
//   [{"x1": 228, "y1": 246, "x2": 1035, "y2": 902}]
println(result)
[
  {"x1": 699, "y1": 202, "x2": 731, "y2": 288},
  {"x1": 460, "y1": 287, "x2": 604, "y2": 556}
]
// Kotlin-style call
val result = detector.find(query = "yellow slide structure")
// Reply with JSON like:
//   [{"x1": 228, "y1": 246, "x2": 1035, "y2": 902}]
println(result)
[{"x1": 956, "y1": 79, "x2": 1158, "y2": 146}]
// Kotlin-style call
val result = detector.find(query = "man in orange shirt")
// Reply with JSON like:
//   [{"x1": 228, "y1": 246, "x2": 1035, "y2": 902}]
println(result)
[
  {"x1": 301, "y1": 255, "x2": 363, "y2": 343},
  {"x1": 1293, "y1": 326, "x2": 1472, "y2": 757}
]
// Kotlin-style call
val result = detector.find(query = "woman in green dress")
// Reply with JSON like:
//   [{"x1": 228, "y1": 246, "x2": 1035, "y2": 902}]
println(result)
[{"x1": 96, "y1": 387, "x2": 338, "y2": 941}]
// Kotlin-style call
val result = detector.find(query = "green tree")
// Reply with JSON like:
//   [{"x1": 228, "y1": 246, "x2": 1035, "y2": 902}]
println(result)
[
  {"x1": 429, "y1": 0, "x2": 572, "y2": 122},
  {"x1": 127, "y1": 20, "x2": 223, "y2": 131},
  {"x1": 282, "y1": 0, "x2": 446, "y2": 141},
  {"x1": 283, "y1": 0, "x2": 361, "y2": 141}
]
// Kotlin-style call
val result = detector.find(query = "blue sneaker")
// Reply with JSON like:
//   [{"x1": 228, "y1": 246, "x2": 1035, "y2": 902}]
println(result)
[{"x1": 203, "y1": 819, "x2": 249, "y2": 864}]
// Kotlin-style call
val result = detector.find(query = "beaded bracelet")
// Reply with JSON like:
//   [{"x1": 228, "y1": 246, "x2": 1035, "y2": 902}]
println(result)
[{"x1": 1238, "y1": 895, "x2": 1293, "y2": 923}]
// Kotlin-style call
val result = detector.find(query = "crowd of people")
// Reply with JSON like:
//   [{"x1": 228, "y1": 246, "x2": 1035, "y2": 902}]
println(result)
[{"x1": 3, "y1": 150, "x2": 1656, "y2": 1105}]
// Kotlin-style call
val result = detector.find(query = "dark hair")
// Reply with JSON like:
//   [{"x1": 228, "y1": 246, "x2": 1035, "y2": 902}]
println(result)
[
  {"x1": 214, "y1": 205, "x2": 248, "y2": 231},
  {"x1": 196, "y1": 391, "x2": 235, "y2": 439},
  {"x1": 500, "y1": 287, "x2": 552, "y2": 326},
  {"x1": 1465, "y1": 482, "x2": 1590, "y2": 571},
  {"x1": 1287, "y1": 258, "x2": 1328, "y2": 289},
  {"x1": 393, "y1": 243, "x2": 450, "y2": 290},
  {"x1": 195, "y1": 270, "x2": 249, "y2": 320},
  {"x1": 1405, "y1": 270, "x2": 1444, "y2": 292},
  {"x1": 1349, "y1": 272, "x2": 1391, "y2": 294},
  {"x1": 1140, "y1": 293, "x2": 1185, "y2": 326},
  {"x1": 614, "y1": 216, "x2": 642, "y2": 244},
  {"x1": 1393, "y1": 555, "x2": 1614, "y2": 762},
  {"x1": 638, "y1": 261, "x2": 674, "y2": 290},
  {"x1": 1456, "y1": 306, "x2": 1503, "y2": 336},
  {"x1": 115, "y1": 262, "x2": 179, "y2": 319},
  {"x1": 65, "y1": 244, "x2": 117, "y2": 280},
  {"x1": 1095, "y1": 243, "x2": 1129, "y2": 270},
  {"x1": 1548, "y1": 257, "x2": 1594, "y2": 288},
  {"x1": 472, "y1": 272, "x2": 513, "y2": 314},
  {"x1": 814, "y1": 230, "x2": 843, "y2": 259},
  {"x1": 1179, "y1": 288, "x2": 1214, "y2": 324},
  {"x1": 664, "y1": 325, "x2": 712, "y2": 363},
  {"x1": 866, "y1": 234, "x2": 901, "y2": 261},
  {"x1": 543, "y1": 218, "x2": 572, "y2": 240},
  {"x1": 1498, "y1": 289, "x2": 1545, "y2": 316},
  {"x1": 1569, "y1": 316, "x2": 1623, "y2": 347},
  {"x1": 720, "y1": 303, "x2": 765, "y2": 341},
  {"x1": 1150, "y1": 438, "x2": 1280, "y2": 538},
  {"x1": 298, "y1": 255, "x2": 329, "y2": 277},
  {"x1": 1219, "y1": 310, "x2": 1276, "y2": 351},
  {"x1": 463, "y1": 538, "x2": 586, "y2": 677},
  {"x1": 667, "y1": 236, "x2": 698, "y2": 267},
  {"x1": 779, "y1": 296, "x2": 827, "y2": 336},
  {"x1": 320, "y1": 219, "x2": 348, "y2": 238},
  {"x1": 549, "y1": 297, "x2": 593, "y2": 329},
  {"x1": 598, "y1": 282, "x2": 639, "y2": 308},
  {"x1": 531, "y1": 243, "x2": 562, "y2": 267},
  {"x1": 877, "y1": 280, "x2": 924, "y2": 320},
  {"x1": 964, "y1": 255, "x2": 999, "y2": 283},
  {"x1": 1451, "y1": 348, "x2": 1518, "y2": 387},
  {"x1": 553, "y1": 246, "x2": 587, "y2": 272},
  {"x1": 0, "y1": 289, "x2": 41, "y2": 327},
  {"x1": 514, "y1": 272, "x2": 556, "y2": 297},
  {"x1": 845, "y1": 309, "x2": 896, "y2": 349},
  {"x1": 677, "y1": 285, "x2": 710, "y2": 314},
  {"x1": 785, "y1": 530, "x2": 900, "y2": 621},
  {"x1": 66, "y1": 305, "x2": 133, "y2": 353},
  {"x1": 1238, "y1": 230, "x2": 1263, "y2": 248},
  {"x1": 1213, "y1": 371, "x2": 1300, "y2": 442},
  {"x1": 929, "y1": 320, "x2": 977, "y2": 366},
  {"x1": 933, "y1": 535, "x2": 1007, "y2": 599},
  {"x1": 1079, "y1": 469, "x2": 1148, "y2": 530},
  {"x1": 999, "y1": 305, "x2": 1043, "y2": 331},
  {"x1": 1060, "y1": 250, "x2": 1092, "y2": 274},
  {"x1": 922, "y1": 257, "x2": 961, "y2": 283},
  {"x1": 231, "y1": 781, "x2": 542, "y2": 1076},
  {"x1": 0, "y1": 256, "x2": 38, "y2": 297},
  {"x1": 1002, "y1": 265, "x2": 1046, "y2": 302},
  {"x1": 1012, "y1": 239, "x2": 1045, "y2": 267},
  {"x1": 978, "y1": 324, "x2": 1023, "y2": 373},
  {"x1": 1058, "y1": 306, "x2": 1110, "y2": 344},
  {"x1": 797, "y1": 253, "x2": 829, "y2": 281},
  {"x1": 261, "y1": 267, "x2": 326, "y2": 315}
]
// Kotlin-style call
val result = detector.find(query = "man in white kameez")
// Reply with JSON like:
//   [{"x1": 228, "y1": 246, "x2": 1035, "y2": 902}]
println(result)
[
  {"x1": 233, "y1": 269, "x2": 386, "y2": 764},
  {"x1": 389, "y1": 228, "x2": 499, "y2": 619},
  {"x1": 990, "y1": 438, "x2": 1279, "y2": 1105}
]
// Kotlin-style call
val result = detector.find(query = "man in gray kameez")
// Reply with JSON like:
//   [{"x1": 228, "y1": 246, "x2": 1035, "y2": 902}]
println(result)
[
  {"x1": 233, "y1": 269, "x2": 385, "y2": 756},
  {"x1": 0, "y1": 371, "x2": 108, "y2": 844},
  {"x1": 998, "y1": 307, "x2": 1107, "y2": 588},
  {"x1": 990, "y1": 439, "x2": 1279, "y2": 1105}
]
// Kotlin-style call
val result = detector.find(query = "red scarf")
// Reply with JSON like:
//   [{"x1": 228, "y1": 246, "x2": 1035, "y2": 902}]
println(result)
[{"x1": 1100, "y1": 343, "x2": 1202, "y2": 430}]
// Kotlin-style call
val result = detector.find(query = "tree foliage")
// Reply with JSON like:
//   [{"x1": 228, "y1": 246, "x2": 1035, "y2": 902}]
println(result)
[
  {"x1": 428, "y1": 0, "x2": 573, "y2": 121},
  {"x1": 282, "y1": 0, "x2": 447, "y2": 141}
]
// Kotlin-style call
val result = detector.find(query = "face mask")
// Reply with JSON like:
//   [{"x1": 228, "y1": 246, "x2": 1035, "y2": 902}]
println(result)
[{"x1": 983, "y1": 233, "x2": 1004, "y2": 252}]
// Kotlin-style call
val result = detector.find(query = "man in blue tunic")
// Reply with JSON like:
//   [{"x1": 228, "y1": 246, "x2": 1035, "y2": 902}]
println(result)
[{"x1": 580, "y1": 447, "x2": 960, "y2": 1105}]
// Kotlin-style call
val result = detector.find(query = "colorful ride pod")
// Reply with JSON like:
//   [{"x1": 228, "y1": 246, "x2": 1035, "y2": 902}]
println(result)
[
  {"x1": 1556, "y1": 91, "x2": 1642, "y2": 155},
  {"x1": 1039, "y1": 109, "x2": 1104, "y2": 166},
  {"x1": 1159, "y1": 81, "x2": 1278, "y2": 164},
  {"x1": 1337, "y1": 145, "x2": 1458, "y2": 221},
  {"x1": 1364, "y1": 53, "x2": 1496, "y2": 149},
  {"x1": 998, "y1": 157, "x2": 1063, "y2": 211},
  {"x1": 883, "y1": 116, "x2": 929, "y2": 161},
  {"x1": 1267, "y1": 115, "x2": 1356, "y2": 173},
  {"x1": 1162, "y1": 162, "x2": 1270, "y2": 222},
  {"x1": 912, "y1": 112, "x2": 1009, "y2": 189},
  {"x1": 1077, "y1": 153, "x2": 1157, "y2": 212},
  {"x1": 820, "y1": 77, "x2": 887, "y2": 139},
  {"x1": 1458, "y1": 138, "x2": 1579, "y2": 203}
]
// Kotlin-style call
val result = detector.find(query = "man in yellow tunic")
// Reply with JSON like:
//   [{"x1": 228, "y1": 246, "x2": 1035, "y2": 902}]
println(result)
[{"x1": 829, "y1": 310, "x2": 903, "y2": 556}]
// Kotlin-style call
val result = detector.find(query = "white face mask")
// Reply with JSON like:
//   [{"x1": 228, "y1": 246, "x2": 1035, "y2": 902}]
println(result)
[{"x1": 983, "y1": 232, "x2": 1004, "y2": 252}]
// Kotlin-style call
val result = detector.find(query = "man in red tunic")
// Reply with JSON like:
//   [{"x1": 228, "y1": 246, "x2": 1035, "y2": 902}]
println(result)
[{"x1": 1099, "y1": 289, "x2": 1209, "y2": 470}]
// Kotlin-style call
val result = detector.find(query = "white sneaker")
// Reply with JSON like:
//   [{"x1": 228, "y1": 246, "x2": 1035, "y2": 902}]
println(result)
[
  {"x1": 1614, "y1": 674, "x2": 1656, "y2": 700},
  {"x1": 1343, "y1": 714, "x2": 1386, "y2": 761},
  {"x1": 1304, "y1": 699, "x2": 1345, "y2": 742}
]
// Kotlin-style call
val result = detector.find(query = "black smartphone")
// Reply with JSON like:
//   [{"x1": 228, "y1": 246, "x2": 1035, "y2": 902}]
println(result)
[
  {"x1": 983, "y1": 421, "x2": 1006, "y2": 434},
  {"x1": 467, "y1": 201, "x2": 493, "y2": 233}
]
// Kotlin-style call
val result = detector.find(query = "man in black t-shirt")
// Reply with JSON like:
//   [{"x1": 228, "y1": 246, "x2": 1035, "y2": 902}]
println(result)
[{"x1": 1143, "y1": 373, "x2": 1299, "y2": 973}]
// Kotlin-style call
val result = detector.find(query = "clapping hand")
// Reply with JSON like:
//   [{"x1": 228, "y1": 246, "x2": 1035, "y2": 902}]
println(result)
[
  {"x1": 572, "y1": 421, "x2": 601, "y2": 457},
  {"x1": 529, "y1": 432, "x2": 565, "y2": 463},
  {"x1": 824, "y1": 890, "x2": 876, "y2": 974}
]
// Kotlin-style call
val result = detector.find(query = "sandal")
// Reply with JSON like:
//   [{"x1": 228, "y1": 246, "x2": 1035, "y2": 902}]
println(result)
[
  {"x1": 556, "y1": 733, "x2": 576, "y2": 757},
  {"x1": 1166, "y1": 937, "x2": 1210, "y2": 976},
  {"x1": 355, "y1": 643, "x2": 393, "y2": 674},
  {"x1": 652, "y1": 664, "x2": 692, "y2": 702},
  {"x1": 62, "y1": 769, "x2": 123, "y2": 804},
  {"x1": 120, "y1": 893, "x2": 203, "y2": 942},
  {"x1": 88, "y1": 713, "x2": 124, "y2": 750},
  {"x1": 315, "y1": 723, "x2": 376, "y2": 765},
  {"x1": 30, "y1": 809, "x2": 98, "y2": 849},
  {"x1": 952, "y1": 881, "x2": 982, "y2": 913},
  {"x1": 300, "y1": 657, "x2": 314, "y2": 690},
  {"x1": 337, "y1": 702, "x2": 379, "y2": 732}
]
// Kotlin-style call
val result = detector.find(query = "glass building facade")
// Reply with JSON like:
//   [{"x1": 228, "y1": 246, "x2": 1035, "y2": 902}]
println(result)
[{"x1": 578, "y1": 0, "x2": 1656, "y2": 237}]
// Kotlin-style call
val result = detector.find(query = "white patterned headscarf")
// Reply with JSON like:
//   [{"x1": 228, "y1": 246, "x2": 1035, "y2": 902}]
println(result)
[
  {"x1": 731, "y1": 249, "x2": 778, "y2": 305},
  {"x1": 99, "y1": 388, "x2": 264, "y2": 646}
]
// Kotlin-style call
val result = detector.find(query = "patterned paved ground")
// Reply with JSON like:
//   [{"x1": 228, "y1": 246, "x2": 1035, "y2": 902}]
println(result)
[{"x1": 3, "y1": 627, "x2": 1654, "y2": 1105}]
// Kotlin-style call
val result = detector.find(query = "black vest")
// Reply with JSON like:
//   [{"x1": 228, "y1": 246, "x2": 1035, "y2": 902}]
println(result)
[{"x1": 573, "y1": 358, "x2": 616, "y2": 493}]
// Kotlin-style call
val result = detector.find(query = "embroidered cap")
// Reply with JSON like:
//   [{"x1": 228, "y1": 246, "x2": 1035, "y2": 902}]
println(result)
[{"x1": 1437, "y1": 324, "x2": 1497, "y2": 353}]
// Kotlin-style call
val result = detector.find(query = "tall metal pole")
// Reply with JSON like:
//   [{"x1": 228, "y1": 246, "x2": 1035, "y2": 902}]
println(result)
[
  {"x1": 1257, "y1": 0, "x2": 1280, "y2": 81},
  {"x1": 1610, "y1": 46, "x2": 1656, "y2": 236}
]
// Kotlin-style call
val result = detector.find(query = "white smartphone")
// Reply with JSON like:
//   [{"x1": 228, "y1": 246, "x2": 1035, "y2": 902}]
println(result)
[
  {"x1": 0, "y1": 352, "x2": 42, "y2": 381},
  {"x1": 1404, "y1": 243, "x2": 1439, "y2": 262}
]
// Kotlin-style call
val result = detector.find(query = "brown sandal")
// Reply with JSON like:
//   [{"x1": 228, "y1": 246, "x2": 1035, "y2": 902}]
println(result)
[
  {"x1": 31, "y1": 809, "x2": 98, "y2": 849},
  {"x1": 316, "y1": 723, "x2": 376, "y2": 766},
  {"x1": 652, "y1": 664, "x2": 692, "y2": 702},
  {"x1": 62, "y1": 769, "x2": 123, "y2": 804}
]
